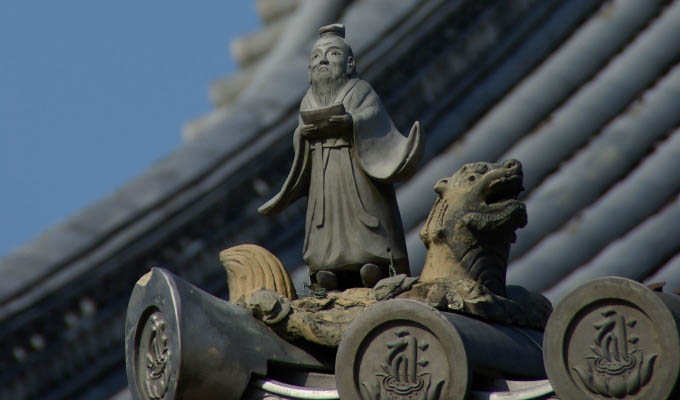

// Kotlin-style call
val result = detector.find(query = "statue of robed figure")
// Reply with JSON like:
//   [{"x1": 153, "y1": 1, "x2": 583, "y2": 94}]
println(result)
[{"x1": 258, "y1": 24, "x2": 422, "y2": 289}]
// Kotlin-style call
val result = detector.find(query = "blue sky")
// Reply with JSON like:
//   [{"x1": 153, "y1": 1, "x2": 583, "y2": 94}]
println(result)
[{"x1": 0, "y1": 2, "x2": 259, "y2": 257}]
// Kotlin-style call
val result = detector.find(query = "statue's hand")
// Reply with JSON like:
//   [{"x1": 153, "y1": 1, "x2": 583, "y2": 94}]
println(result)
[
  {"x1": 301, "y1": 124, "x2": 319, "y2": 139},
  {"x1": 328, "y1": 113, "x2": 353, "y2": 135}
]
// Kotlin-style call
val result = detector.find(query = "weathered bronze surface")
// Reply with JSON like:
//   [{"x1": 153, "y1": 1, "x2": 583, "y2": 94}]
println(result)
[
  {"x1": 258, "y1": 24, "x2": 422, "y2": 288},
  {"x1": 225, "y1": 160, "x2": 549, "y2": 347},
  {"x1": 419, "y1": 159, "x2": 526, "y2": 296},
  {"x1": 400, "y1": 159, "x2": 550, "y2": 329},
  {"x1": 125, "y1": 153, "x2": 559, "y2": 398}
]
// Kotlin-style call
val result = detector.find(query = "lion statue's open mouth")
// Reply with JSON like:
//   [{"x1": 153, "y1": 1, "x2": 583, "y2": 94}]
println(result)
[{"x1": 419, "y1": 159, "x2": 528, "y2": 296}]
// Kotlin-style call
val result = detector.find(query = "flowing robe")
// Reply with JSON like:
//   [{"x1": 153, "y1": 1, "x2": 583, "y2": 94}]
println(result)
[{"x1": 259, "y1": 78, "x2": 422, "y2": 275}]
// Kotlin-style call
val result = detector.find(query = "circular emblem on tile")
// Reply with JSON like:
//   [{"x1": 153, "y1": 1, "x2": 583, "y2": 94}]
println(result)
[
  {"x1": 336, "y1": 299, "x2": 470, "y2": 399},
  {"x1": 544, "y1": 277, "x2": 680, "y2": 400},
  {"x1": 136, "y1": 308, "x2": 172, "y2": 400},
  {"x1": 126, "y1": 271, "x2": 182, "y2": 400}
]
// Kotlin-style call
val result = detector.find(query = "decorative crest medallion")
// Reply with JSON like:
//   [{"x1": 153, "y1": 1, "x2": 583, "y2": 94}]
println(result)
[
  {"x1": 361, "y1": 329, "x2": 444, "y2": 400},
  {"x1": 572, "y1": 308, "x2": 657, "y2": 398},
  {"x1": 143, "y1": 313, "x2": 170, "y2": 400}
]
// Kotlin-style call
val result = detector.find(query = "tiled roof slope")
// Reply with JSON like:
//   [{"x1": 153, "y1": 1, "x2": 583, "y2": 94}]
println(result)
[
  {"x1": 397, "y1": 0, "x2": 680, "y2": 304},
  {"x1": 1, "y1": 0, "x2": 679, "y2": 398}
]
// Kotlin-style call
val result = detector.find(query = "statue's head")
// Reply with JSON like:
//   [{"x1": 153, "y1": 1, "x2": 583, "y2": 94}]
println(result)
[
  {"x1": 419, "y1": 160, "x2": 527, "y2": 295},
  {"x1": 421, "y1": 159, "x2": 527, "y2": 248},
  {"x1": 309, "y1": 24, "x2": 356, "y2": 101}
]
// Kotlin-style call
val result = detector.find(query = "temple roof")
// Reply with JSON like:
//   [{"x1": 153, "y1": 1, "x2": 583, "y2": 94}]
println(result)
[{"x1": 1, "y1": 0, "x2": 679, "y2": 398}]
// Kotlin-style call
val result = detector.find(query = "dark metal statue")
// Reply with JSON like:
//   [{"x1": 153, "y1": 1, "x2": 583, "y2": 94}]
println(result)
[{"x1": 258, "y1": 24, "x2": 422, "y2": 290}]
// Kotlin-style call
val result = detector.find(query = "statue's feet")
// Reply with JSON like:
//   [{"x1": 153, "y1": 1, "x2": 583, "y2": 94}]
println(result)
[
  {"x1": 360, "y1": 263, "x2": 385, "y2": 288},
  {"x1": 315, "y1": 270, "x2": 338, "y2": 291}
]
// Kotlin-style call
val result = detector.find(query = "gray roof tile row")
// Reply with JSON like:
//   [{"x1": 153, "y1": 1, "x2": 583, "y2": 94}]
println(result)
[
  {"x1": 397, "y1": 0, "x2": 617, "y2": 232},
  {"x1": 547, "y1": 192, "x2": 680, "y2": 301},
  {"x1": 509, "y1": 127, "x2": 680, "y2": 293},
  {"x1": 402, "y1": 0, "x2": 680, "y2": 296},
  {"x1": 512, "y1": 63, "x2": 680, "y2": 259}
]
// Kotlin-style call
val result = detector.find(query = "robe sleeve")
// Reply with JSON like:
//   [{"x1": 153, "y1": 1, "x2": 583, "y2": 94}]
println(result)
[
  {"x1": 258, "y1": 113, "x2": 311, "y2": 215},
  {"x1": 346, "y1": 80, "x2": 423, "y2": 182}
]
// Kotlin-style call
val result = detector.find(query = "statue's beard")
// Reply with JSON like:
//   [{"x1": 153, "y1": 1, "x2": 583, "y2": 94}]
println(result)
[{"x1": 310, "y1": 65, "x2": 349, "y2": 106}]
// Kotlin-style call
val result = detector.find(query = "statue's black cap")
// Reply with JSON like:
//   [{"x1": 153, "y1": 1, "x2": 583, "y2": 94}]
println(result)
[{"x1": 319, "y1": 24, "x2": 345, "y2": 39}]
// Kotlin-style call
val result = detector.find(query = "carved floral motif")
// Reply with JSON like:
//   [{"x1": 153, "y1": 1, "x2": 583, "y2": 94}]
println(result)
[
  {"x1": 572, "y1": 309, "x2": 657, "y2": 398},
  {"x1": 361, "y1": 329, "x2": 444, "y2": 400}
]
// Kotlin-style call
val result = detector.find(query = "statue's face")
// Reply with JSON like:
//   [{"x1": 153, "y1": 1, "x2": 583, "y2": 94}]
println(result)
[
  {"x1": 309, "y1": 36, "x2": 353, "y2": 82},
  {"x1": 424, "y1": 160, "x2": 526, "y2": 240}
]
